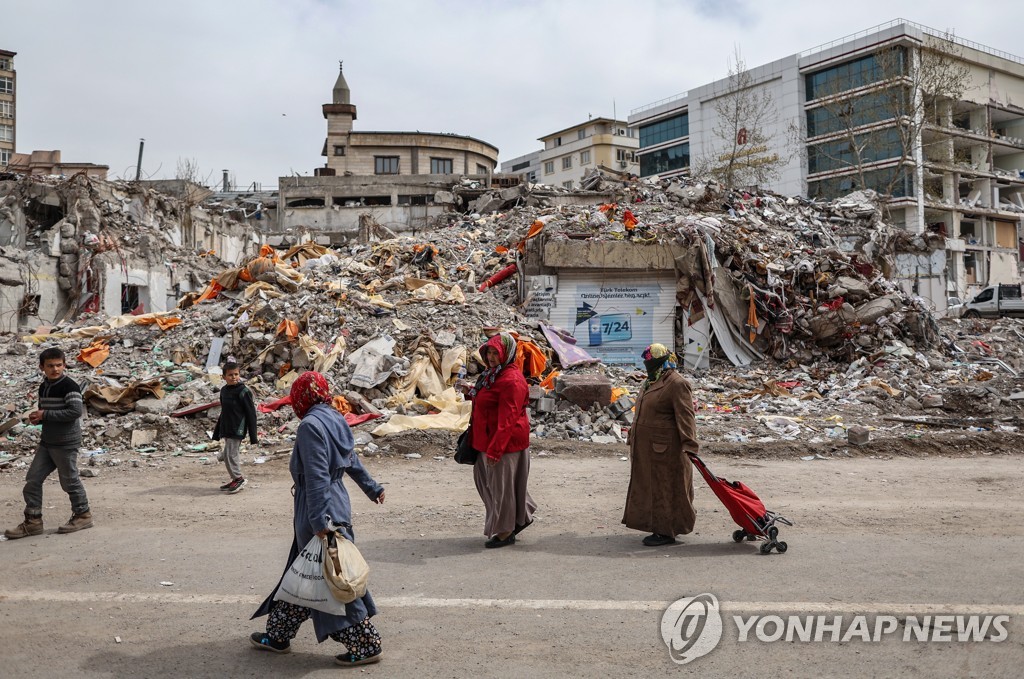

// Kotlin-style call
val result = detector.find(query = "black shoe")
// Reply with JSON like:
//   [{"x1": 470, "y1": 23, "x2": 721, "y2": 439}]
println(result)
[
  {"x1": 227, "y1": 477, "x2": 247, "y2": 494},
  {"x1": 484, "y1": 534, "x2": 516, "y2": 549},
  {"x1": 219, "y1": 480, "x2": 233, "y2": 492},
  {"x1": 250, "y1": 632, "x2": 290, "y2": 653},
  {"x1": 335, "y1": 651, "x2": 382, "y2": 667},
  {"x1": 513, "y1": 519, "x2": 533, "y2": 536},
  {"x1": 642, "y1": 533, "x2": 677, "y2": 547}
]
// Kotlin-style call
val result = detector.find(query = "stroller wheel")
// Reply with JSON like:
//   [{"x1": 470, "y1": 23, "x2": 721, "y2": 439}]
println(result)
[
  {"x1": 776, "y1": 541, "x2": 788, "y2": 554},
  {"x1": 768, "y1": 526, "x2": 779, "y2": 540},
  {"x1": 759, "y1": 541, "x2": 774, "y2": 555},
  {"x1": 732, "y1": 530, "x2": 746, "y2": 543}
]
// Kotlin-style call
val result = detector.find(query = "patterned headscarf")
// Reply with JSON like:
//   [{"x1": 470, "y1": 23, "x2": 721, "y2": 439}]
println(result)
[
  {"x1": 290, "y1": 371, "x2": 331, "y2": 419},
  {"x1": 469, "y1": 332, "x2": 518, "y2": 398},
  {"x1": 641, "y1": 343, "x2": 678, "y2": 387}
]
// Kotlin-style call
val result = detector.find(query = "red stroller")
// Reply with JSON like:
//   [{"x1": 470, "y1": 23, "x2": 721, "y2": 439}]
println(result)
[{"x1": 688, "y1": 453, "x2": 792, "y2": 554}]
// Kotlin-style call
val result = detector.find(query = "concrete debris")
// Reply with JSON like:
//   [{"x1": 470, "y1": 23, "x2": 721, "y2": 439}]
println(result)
[{"x1": 0, "y1": 170, "x2": 1019, "y2": 471}]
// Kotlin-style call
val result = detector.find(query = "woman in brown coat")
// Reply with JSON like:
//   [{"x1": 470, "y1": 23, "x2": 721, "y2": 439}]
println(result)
[{"x1": 622, "y1": 343, "x2": 697, "y2": 546}]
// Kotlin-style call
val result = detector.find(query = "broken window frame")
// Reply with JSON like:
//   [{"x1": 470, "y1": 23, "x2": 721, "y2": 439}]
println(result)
[
  {"x1": 430, "y1": 157, "x2": 453, "y2": 174},
  {"x1": 374, "y1": 156, "x2": 400, "y2": 175},
  {"x1": 286, "y1": 196, "x2": 326, "y2": 208},
  {"x1": 121, "y1": 284, "x2": 141, "y2": 315}
]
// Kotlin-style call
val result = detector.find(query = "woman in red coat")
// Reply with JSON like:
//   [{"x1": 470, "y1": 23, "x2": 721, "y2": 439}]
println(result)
[{"x1": 467, "y1": 332, "x2": 537, "y2": 548}]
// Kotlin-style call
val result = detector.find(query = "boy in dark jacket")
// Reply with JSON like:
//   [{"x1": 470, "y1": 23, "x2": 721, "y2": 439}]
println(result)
[
  {"x1": 5, "y1": 347, "x2": 92, "y2": 539},
  {"x1": 213, "y1": 361, "x2": 259, "y2": 493}
]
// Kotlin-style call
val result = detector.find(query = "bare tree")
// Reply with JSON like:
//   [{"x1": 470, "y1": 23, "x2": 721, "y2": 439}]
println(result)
[
  {"x1": 694, "y1": 47, "x2": 787, "y2": 189},
  {"x1": 803, "y1": 32, "x2": 970, "y2": 200}
]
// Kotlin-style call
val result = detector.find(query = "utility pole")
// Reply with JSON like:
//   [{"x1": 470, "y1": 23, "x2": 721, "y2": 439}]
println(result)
[{"x1": 134, "y1": 138, "x2": 145, "y2": 182}]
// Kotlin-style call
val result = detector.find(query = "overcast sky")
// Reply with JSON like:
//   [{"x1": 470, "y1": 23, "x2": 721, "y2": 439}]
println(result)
[{"x1": 4, "y1": 0, "x2": 1024, "y2": 189}]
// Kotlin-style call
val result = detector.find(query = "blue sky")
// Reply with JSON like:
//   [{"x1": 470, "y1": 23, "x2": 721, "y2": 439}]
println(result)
[{"x1": 3, "y1": 0, "x2": 1023, "y2": 187}]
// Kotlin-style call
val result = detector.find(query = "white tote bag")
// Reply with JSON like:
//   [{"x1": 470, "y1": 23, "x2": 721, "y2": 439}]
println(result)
[{"x1": 273, "y1": 534, "x2": 347, "y2": 616}]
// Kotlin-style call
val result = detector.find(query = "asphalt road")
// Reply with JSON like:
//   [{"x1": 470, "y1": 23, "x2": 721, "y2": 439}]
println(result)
[{"x1": 1, "y1": 450, "x2": 1023, "y2": 678}]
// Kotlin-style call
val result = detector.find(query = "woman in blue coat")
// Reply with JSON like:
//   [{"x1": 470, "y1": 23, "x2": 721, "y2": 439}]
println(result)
[{"x1": 250, "y1": 371, "x2": 386, "y2": 667}]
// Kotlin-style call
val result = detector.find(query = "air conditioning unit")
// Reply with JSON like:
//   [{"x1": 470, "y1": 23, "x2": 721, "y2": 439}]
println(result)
[{"x1": 619, "y1": 161, "x2": 628, "y2": 169}]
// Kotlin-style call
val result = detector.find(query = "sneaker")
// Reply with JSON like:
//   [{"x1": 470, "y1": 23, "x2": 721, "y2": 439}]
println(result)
[
  {"x1": 219, "y1": 481, "x2": 233, "y2": 492},
  {"x1": 57, "y1": 511, "x2": 94, "y2": 534},
  {"x1": 249, "y1": 632, "x2": 290, "y2": 654},
  {"x1": 335, "y1": 651, "x2": 382, "y2": 667},
  {"x1": 226, "y1": 477, "x2": 247, "y2": 494}
]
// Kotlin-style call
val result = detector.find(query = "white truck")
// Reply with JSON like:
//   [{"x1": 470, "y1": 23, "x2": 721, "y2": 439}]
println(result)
[{"x1": 961, "y1": 284, "x2": 1024, "y2": 319}]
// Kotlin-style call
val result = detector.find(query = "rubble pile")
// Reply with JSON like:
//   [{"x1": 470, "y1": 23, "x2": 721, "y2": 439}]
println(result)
[{"x1": 0, "y1": 172, "x2": 1021, "y2": 474}]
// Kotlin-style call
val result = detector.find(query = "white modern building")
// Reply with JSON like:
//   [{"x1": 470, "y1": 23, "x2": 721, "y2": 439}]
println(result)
[{"x1": 629, "y1": 19, "x2": 1024, "y2": 310}]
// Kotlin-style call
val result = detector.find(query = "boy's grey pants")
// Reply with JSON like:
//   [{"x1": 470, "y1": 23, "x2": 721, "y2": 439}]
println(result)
[
  {"x1": 223, "y1": 438, "x2": 243, "y2": 479},
  {"x1": 23, "y1": 443, "x2": 90, "y2": 516}
]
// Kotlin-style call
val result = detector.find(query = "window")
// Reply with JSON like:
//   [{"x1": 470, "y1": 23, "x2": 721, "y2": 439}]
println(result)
[
  {"x1": 374, "y1": 156, "x2": 399, "y2": 174},
  {"x1": 0, "y1": 149, "x2": 9, "y2": 166},
  {"x1": 0, "y1": 58, "x2": 9, "y2": 71},
  {"x1": 616, "y1": 149, "x2": 632, "y2": 162},
  {"x1": 0, "y1": 76, "x2": 11, "y2": 94},
  {"x1": 0, "y1": 101, "x2": 11, "y2": 118},
  {"x1": 580, "y1": 150, "x2": 591, "y2": 165},
  {"x1": 333, "y1": 145, "x2": 346, "y2": 156},
  {"x1": 555, "y1": 137, "x2": 562, "y2": 147},
  {"x1": 511, "y1": 160, "x2": 530, "y2": 172},
  {"x1": 639, "y1": 143, "x2": 690, "y2": 176},
  {"x1": 806, "y1": 126, "x2": 902, "y2": 174},
  {"x1": 805, "y1": 88, "x2": 904, "y2": 138},
  {"x1": 807, "y1": 166, "x2": 911, "y2": 200},
  {"x1": 973, "y1": 288, "x2": 993, "y2": 303},
  {"x1": 639, "y1": 113, "x2": 689, "y2": 148},
  {"x1": 121, "y1": 285, "x2": 141, "y2": 315},
  {"x1": 563, "y1": 181, "x2": 573, "y2": 189},
  {"x1": 286, "y1": 197, "x2": 326, "y2": 208},
  {"x1": 562, "y1": 156, "x2": 572, "y2": 170},
  {"x1": 577, "y1": 129, "x2": 586, "y2": 140},
  {"x1": 805, "y1": 48, "x2": 905, "y2": 101},
  {"x1": 0, "y1": 124, "x2": 12, "y2": 142},
  {"x1": 544, "y1": 161, "x2": 554, "y2": 174},
  {"x1": 430, "y1": 157, "x2": 453, "y2": 174},
  {"x1": 476, "y1": 163, "x2": 488, "y2": 175}
]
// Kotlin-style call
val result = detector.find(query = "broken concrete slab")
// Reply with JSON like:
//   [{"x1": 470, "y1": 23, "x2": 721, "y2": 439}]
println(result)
[{"x1": 555, "y1": 374, "x2": 612, "y2": 410}]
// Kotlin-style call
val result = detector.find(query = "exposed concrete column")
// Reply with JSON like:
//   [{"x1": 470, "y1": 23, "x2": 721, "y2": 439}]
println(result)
[{"x1": 911, "y1": 47, "x2": 926, "y2": 236}]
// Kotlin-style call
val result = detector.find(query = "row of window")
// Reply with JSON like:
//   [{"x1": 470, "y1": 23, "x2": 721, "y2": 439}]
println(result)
[
  {"x1": 639, "y1": 143, "x2": 690, "y2": 176},
  {"x1": 639, "y1": 113, "x2": 689, "y2": 149},
  {"x1": 367, "y1": 156, "x2": 486, "y2": 175},
  {"x1": 551, "y1": 127, "x2": 635, "y2": 149},
  {"x1": 0, "y1": 101, "x2": 11, "y2": 118},
  {"x1": 807, "y1": 165, "x2": 911, "y2": 200},
  {"x1": 805, "y1": 87, "x2": 905, "y2": 138},
  {"x1": 0, "y1": 124, "x2": 13, "y2": 143},
  {"x1": 805, "y1": 47, "x2": 906, "y2": 101},
  {"x1": 806, "y1": 126, "x2": 902, "y2": 174},
  {"x1": 541, "y1": 149, "x2": 636, "y2": 175},
  {"x1": 0, "y1": 58, "x2": 11, "y2": 71},
  {"x1": 0, "y1": 76, "x2": 12, "y2": 94}
]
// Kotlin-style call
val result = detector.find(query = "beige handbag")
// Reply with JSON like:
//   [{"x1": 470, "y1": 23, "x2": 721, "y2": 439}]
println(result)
[{"x1": 322, "y1": 529, "x2": 370, "y2": 604}]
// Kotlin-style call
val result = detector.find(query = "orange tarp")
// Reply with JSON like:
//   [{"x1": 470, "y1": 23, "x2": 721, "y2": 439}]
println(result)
[
  {"x1": 78, "y1": 341, "x2": 110, "y2": 368},
  {"x1": 195, "y1": 279, "x2": 224, "y2": 303},
  {"x1": 623, "y1": 210, "x2": 638, "y2": 230},
  {"x1": 135, "y1": 316, "x2": 182, "y2": 331},
  {"x1": 277, "y1": 319, "x2": 300, "y2": 341},
  {"x1": 514, "y1": 341, "x2": 547, "y2": 378},
  {"x1": 539, "y1": 370, "x2": 560, "y2": 391},
  {"x1": 332, "y1": 395, "x2": 353, "y2": 415}
]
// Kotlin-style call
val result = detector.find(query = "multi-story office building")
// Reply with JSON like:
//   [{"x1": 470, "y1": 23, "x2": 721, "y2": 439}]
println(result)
[
  {"x1": 500, "y1": 150, "x2": 542, "y2": 184},
  {"x1": 537, "y1": 118, "x2": 639, "y2": 190},
  {"x1": 629, "y1": 20, "x2": 1024, "y2": 309},
  {"x1": 0, "y1": 49, "x2": 15, "y2": 168}
]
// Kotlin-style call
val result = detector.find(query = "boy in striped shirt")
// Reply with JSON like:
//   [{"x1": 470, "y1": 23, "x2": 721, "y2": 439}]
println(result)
[{"x1": 4, "y1": 347, "x2": 93, "y2": 539}]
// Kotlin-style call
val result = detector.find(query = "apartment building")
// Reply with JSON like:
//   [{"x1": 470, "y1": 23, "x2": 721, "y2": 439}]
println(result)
[
  {"x1": 0, "y1": 49, "x2": 15, "y2": 168},
  {"x1": 629, "y1": 19, "x2": 1024, "y2": 310},
  {"x1": 537, "y1": 118, "x2": 639, "y2": 189},
  {"x1": 500, "y1": 150, "x2": 542, "y2": 184}
]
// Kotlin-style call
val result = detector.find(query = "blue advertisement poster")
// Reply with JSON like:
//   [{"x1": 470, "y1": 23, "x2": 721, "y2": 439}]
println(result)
[{"x1": 573, "y1": 283, "x2": 662, "y2": 366}]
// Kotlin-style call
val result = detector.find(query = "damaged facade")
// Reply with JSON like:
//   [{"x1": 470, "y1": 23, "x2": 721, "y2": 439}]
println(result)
[
  {"x1": 0, "y1": 174, "x2": 257, "y2": 332},
  {"x1": 628, "y1": 19, "x2": 1024, "y2": 312},
  {"x1": 0, "y1": 49, "x2": 14, "y2": 168}
]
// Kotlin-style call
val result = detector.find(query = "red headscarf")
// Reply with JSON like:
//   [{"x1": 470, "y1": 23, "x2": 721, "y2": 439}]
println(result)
[{"x1": 290, "y1": 371, "x2": 331, "y2": 419}]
